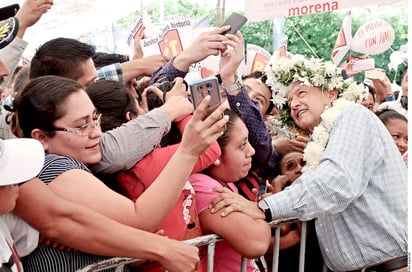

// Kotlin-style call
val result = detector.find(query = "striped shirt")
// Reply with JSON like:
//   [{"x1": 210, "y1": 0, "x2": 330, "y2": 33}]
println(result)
[
  {"x1": 22, "y1": 154, "x2": 126, "y2": 272},
  {"x1": 261, "y1": 104, "x2": 407, "y2": 271}
]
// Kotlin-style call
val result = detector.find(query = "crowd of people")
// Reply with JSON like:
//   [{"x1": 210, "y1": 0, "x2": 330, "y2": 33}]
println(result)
[{"x1": 0, "y1": 1, "x2": 408, "y2": 272}]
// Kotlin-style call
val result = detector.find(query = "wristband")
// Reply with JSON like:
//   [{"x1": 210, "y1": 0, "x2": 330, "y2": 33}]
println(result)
[
  {"x1": 222, "y1": 79, "x2": 243, "y2": 94},
  {"x1": 258, "y1": 200, "x2": 273, "y2": 222},
  {"x1": 385, "y1": 94, "x2": 395, "y2": 101}
]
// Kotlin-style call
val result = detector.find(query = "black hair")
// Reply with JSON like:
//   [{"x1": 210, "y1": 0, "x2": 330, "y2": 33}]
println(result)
[
  {"x1": 92, "y1": 52, "x2": 130, "y2": 68},
  {"x1": 364, "y1": 83, "x2": 377, "y2": 104},
  {"x1": 241, "y1": 71, "x2": 274, "y2": 115},
  {"x1": 216, "y1": 109, "x2": 242, "y2": 155},
  {"x1": 86, "y1": 79, "x2": 138, "y2": 132},
  {"x1": 13, "y1": 75, "x2": 84, "y2": 138},
  {"x1": 30, "y1": 37, "x2": 96, "y2": 81},
  {"x1": 375, "y1": 109, "x2": 408, "y2": 126}
]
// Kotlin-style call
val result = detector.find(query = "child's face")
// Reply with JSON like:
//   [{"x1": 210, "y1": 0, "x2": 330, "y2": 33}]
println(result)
[
  {"x1": 386, "y1": 118, "x2": 408, "y2": 155},
  {"x1": 0, "y1": 184, "x2": 19, "y2": 214},
  {"x1": 216, "y1": 118, "x2": 255, "y2": 182}
]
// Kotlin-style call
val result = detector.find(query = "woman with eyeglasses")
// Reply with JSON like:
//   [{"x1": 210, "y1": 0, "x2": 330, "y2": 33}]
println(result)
[{"x1": 11, "y1": 75, "x2": 228, "y2": 272}]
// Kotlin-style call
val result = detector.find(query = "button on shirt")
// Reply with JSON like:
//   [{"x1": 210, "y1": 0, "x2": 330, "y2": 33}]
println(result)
[
  {"x1": 260, "y1": 104, "x2": 407, "y2": 271},
  {"x1": 226, "y1": 88, "x2": 278, "y2": 170}
]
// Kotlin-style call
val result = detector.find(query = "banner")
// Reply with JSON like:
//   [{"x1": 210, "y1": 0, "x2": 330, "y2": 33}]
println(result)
[
  {"x1": 127, "y1": 15, "x2": 143, "y2": 47},
  {"x1": 245, "y1": 0, "x2": 406, "y2": 22},
  {"x1": 126, "y1": 7, "x2": 159, "y2": 46},
  {"x1": 246, "y1": 44, "x2": 271, "y2": 74},
  {"x1": 141, "y1": 19, "x2": 195, "y2": 57}
]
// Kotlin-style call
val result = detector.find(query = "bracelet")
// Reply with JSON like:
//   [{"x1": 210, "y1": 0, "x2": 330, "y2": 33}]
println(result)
[{"x1": 222, "y1": 78, "x2": 243, "y2": 94}]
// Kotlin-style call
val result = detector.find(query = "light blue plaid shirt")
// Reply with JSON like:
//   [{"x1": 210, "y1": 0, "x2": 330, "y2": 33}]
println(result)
[
  {"x1": 262, "y1": 104, "x2": 407, "y2": 271},
  {"x1": 96, "y1": 63, "x2": 125, "y2": 85}
]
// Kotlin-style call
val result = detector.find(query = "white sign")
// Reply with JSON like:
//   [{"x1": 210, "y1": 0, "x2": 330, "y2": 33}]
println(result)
[
  {"x1": 246, "y1": 44, "x2": 271, "y2": 74},
  {"x1": 141, "y1": 19, "x2": 194, "y2": 57},
  {"x1": 245, "y1": 0, "x2": 406, "y2": 22},
  {"x1": 351, "y1": 19, "x2": 395, "y2": 55}
]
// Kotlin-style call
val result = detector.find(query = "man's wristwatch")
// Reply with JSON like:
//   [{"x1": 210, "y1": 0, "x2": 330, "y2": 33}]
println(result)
[
  {"x1": 258, "y1": 200, "x2": 273, "y2": 222},
  {"x1": 222, "y1": 78, "x2": 243, "y2": 94}
]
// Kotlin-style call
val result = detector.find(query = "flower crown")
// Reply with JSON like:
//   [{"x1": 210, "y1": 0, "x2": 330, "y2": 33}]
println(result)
[{"x1": 264, "y1": 54, "x2": 368, "y2": 128}]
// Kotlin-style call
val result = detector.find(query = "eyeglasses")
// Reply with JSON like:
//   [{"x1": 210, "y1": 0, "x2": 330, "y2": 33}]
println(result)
[{"x1": 50, "y1": 113, "x2": 102, "y2": 136}]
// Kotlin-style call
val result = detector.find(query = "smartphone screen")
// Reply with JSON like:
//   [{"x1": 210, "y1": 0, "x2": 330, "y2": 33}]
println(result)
[
  {"x1": 220, "y1": 12, "x2": 248, "y2": 35},
  {"x1": 190, "y1": 77, "x2": 221, "y2": 117}
]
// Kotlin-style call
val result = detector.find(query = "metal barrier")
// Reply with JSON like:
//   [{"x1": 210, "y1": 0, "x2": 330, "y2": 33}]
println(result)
[{"x1": 76, "y1": 218, "x2": 313, "y2": 272}]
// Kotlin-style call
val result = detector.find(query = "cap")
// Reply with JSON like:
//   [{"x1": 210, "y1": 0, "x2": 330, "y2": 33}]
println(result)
[
  {"x1": 0, "y1": 17, "x2": 19, "y2": 50},
  {"x1": 0, "y1": 138, "x2": 44, "y2": 186}
]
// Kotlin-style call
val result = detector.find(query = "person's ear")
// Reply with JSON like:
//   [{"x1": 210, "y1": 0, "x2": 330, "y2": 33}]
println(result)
[
  {"x1": 125, "y1": 111, "x2": 137, "y2": 121},
  {"x1": 329, "y1": 89, "x2": 339, "y2": 102},
  {"x1": 31, "y1": 129, "x2": 49, "y2": 151}
]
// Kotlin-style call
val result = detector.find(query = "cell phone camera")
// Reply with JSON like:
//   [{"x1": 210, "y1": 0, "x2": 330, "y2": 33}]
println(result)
[
  {"x1": 147, "y1": 76, "x2": 175, "y2": 110},
  {"x1": 195, "y1": 83, "x2": 214, "y2": 97}
]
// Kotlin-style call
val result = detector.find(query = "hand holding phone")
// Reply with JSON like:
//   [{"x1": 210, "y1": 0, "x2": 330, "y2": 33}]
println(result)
[
  {"x1": 190, "y1": 77, "x2": 221, "y2": 117},
  {"x1": 220, "y1": 12, "x2": 248, "y2": 35},
  {"x1": 365, "y1": 69, "x2": 386, "y2": 80},
  {"x1": 351, "y1": 58, "x2": 375, "y2": 72}
]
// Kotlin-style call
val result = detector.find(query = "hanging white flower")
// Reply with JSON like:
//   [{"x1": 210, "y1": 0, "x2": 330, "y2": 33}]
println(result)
[
  {"x1": 312, "y1": 125, "x2": 329, "y2": 146},
  {"x1": 303, "y1": 141, "x2": 324, "y2": 171}
]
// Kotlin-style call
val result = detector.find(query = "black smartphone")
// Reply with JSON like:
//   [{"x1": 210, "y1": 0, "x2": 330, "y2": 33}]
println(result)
[
  {"x1": 220, "y1": 12, "x2": 248, "y2": 35},
  {"x1": 190, "y1": 77, "x2": 221, "y2": 117},
  {"x1": 0, "y1": 3, "x2": 19, "y2": 20}
]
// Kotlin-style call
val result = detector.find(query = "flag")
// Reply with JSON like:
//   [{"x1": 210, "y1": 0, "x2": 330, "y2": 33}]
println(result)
[{"x1": 331, "y1": 11, "x2": 352, "y2": 65}]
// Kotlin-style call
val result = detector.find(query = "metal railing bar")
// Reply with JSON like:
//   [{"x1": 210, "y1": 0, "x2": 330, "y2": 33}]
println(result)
[{"x1": 76, "y1": 218, "x2": 300, "y2": 272}]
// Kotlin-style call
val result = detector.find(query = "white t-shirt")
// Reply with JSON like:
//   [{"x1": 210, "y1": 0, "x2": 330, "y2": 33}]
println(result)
[{"x1": 0, "y1": 213, "x2": 38, "y2": 272}]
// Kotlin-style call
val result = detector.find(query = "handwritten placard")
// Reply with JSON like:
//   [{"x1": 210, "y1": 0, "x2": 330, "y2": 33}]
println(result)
[{"x1": 350, "y1": 19, "x2": 395, "y2": 55}]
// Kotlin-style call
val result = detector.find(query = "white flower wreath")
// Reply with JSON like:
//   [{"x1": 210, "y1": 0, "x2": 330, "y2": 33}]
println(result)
[{"x1": 264, "y1": 54, "x2": 368, "y2": 172}]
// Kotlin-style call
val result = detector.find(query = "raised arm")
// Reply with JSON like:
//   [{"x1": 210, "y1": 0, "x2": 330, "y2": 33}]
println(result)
[
  {"x1": 14, "y1": 178, "x2": 200, "y2": 272},
  {"x1": 219, "y1": 32, "x2": 278, "y2": 171},
  {"x1": 24, "y1": 97, "x2": 228, "y2": 233},
  {"x1": 91, "y1": 78, "x2": 194, "y2": 174},
  {"x1": 150, "y1": 26, "x2": 230, "y2": 84}
]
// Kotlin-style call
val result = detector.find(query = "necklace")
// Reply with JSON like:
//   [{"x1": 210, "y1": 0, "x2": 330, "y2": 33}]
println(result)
[{"x1": 302, "y1": 98, "x2": 354, "y2": 172}]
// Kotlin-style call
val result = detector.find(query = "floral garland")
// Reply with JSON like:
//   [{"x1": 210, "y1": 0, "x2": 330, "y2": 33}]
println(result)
[
  {"x1": 264, "y1": 54, "x2": 368, "y2": 172},
  {"x1": 302, "y1": 98, "x2": 353, "y2": 171}
]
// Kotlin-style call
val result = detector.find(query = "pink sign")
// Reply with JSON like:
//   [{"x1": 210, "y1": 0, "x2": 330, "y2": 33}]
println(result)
[
  {"x1": 245, "y1": 0, "x2": 404, "y2": 21},
  {"x1": 351, "y1": 19, "x2": 395, "y2": 55}
]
